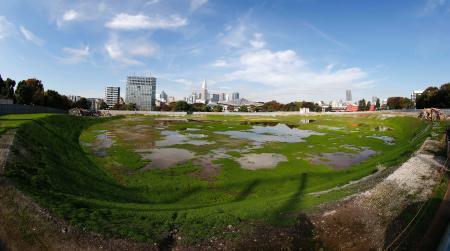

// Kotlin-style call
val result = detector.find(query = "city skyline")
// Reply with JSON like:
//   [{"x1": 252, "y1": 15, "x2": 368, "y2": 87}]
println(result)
[{"x1": 0, "y1": 1, "x2": 450, "y2": 102}]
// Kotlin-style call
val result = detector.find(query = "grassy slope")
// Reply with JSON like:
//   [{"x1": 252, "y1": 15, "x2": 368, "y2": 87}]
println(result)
[{"x1": 1, "y1": 113, "x2": 431, "y2": 244}]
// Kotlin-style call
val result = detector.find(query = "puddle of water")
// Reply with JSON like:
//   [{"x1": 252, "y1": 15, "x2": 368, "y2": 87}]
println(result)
[
  {"x1": 156, "y1": 130, "x2": 214, "y2": 147},
  {"x1": 92, "y1": 130, "x2": 115, "y2": 157},
  {"x1": 369, "y1": 135, "x2": 395, "y2": 145},
  {"x1": 140, "y1": 148, "x2": 195, "y2": 169},
  {"x1": 308, "y1": 148, "x2": 377, "y2": 169},
  {"x1": 217, "y1": 123, "x2": 324, "y2": 144},
  {"x1": 317, "y1": 125, "x2": 344, "y2": 131},
  {"x1": 186, "y1": 133, "x2": 207, "y2": 138},
  {"x1": 237, "y1": 153, "x2": 288, "y2": 170}
]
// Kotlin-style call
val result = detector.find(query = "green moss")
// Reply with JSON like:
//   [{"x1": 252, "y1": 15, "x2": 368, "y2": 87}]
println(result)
[{"x1": 1, "y1": 113, "x2": 432, "y2": 244}]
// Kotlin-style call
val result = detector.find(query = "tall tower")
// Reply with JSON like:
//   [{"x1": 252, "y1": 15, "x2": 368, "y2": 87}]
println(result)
[
  {"x1": 200, "y1": 79, "x2": 208, "y2": 103},
  {"x1": 346, "y1": 90, "x2": 352, "y2": 102}
]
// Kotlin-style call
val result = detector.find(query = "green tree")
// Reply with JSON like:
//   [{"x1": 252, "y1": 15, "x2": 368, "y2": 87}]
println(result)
[
  {"x1": 376, "y1": 98, "x2": 381, "y2": 110},
  {"x1": 358, "y1": 99, "x2": 366, "y2": 111},
  {"x1": 72, "y1": 97, "x2": 90, "y2": 109},
  {"x1": 173, "y1": 101, "x2": 192, "y2": 112},
  {"x1": 99, "y1": 101, "x2": 109, "y2": 110},
  {"x1": 0, "y1": 74, "x2": 4, "y2": 97},
  {"x1": 365, "y1": 101, "x2": 372, "y2": 111},
  {"x1": 45, "y1": 90, "x2": 71, "y2": 110},
  {"x1": 261, "y1": 100, "x2": 284, "y2": 112},
  {"x1": 126, "y1": 103, "x2": 137, "y2": 111},
  {"x1": 387, "y1": 97, "x2": 413, "y2": 109},
  {"x1": 227, "y1": 105, "x2": 235, "y2": 112},
  {"x1": 238, "y1": 105, "x2": 248, "y2": 112},
  {"x1": 4, "y1": 78, "x2": 16, "y2": 100},
  {"x1": 15, "y1": 79, "x2": 45, "y2": 105},
  {"x1": 212, "y1": 105, "x2": 223, "y2": 112}
]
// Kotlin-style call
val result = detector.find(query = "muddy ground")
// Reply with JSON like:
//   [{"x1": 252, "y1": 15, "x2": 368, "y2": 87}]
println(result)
[{"x1": 0, "y1": 129, "x2": 446, "y2": 250}]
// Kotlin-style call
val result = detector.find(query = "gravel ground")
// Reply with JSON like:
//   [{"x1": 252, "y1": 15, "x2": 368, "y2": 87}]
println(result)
[{"x1": 311, "y1": 138, "x2": 445, "y2": 250}]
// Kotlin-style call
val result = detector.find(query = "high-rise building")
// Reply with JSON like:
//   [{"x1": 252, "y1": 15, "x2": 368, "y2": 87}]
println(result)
[
  {"x1": 231, "y1": 92, "x2": 240, "y2": 100},
  {"x1": 219, "y1": 93, "x2": 228, "y2": 101},
  {"x1": 67, "y1": 95, "x2": 81, "y2": 103},
  {"x1": 345, "y1": 90, "x2": 352, "y2": 102},
  {"x1": 200, "y1": 79, "x2": 209, "y2": 104},
  {"x1": 105, "y1": 87, "x2": 120, "y2": 108},
  {"x1": 211, "y1": 93, "x2": 220, "y2": 102},
  {"x1": 411, "y1": 90, "x2": 423, "y2": 102},
  {"x1": 160, "y1": 90, "x2": 168, "y2": 103},
  {"x1": 126, "y1": 76, "x2": 156, "y2": 111}
]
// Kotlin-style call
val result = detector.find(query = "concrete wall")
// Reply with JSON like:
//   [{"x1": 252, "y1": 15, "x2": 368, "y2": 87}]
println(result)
[
  {"x1": 100, "y1": 110, "x2": 187, "y2": 116},
  {"x1": 0, "y1": 104, "x2": 67, "y2": 115},
  {"x1": 193, "y1": 111, "x2": 310, "y2": 116}
]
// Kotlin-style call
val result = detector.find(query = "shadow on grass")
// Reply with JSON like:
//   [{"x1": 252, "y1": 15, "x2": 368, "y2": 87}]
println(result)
[
  {"x1": 234, "y1": 179, "x2": 260, "y2": 202},
  {"x1": 270, "y1": 173, "x2": 308, "y2": 223}
]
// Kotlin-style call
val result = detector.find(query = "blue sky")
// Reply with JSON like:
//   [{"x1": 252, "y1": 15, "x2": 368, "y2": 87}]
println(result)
[{"x1": 0, "y1": 0, "x2": 449, "y2": 102}]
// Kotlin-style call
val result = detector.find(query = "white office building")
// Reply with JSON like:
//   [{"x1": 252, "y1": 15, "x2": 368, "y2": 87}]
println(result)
[
  {"x1": 105, "y1": 87, "x2": 120, "y2": 108},
  {"x1": 126, "y1": 76, "x2": 156, "y2": 111},
  {"x1": 411, "y1": 90, "x2": 423, "y2": 102}
]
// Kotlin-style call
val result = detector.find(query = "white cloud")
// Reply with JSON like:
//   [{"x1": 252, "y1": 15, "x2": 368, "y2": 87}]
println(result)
[
  {"x1": 424, "y1": 0, "x2": 447, "y2": 13},
  {"x1": 146, "y1": 0, "x2": 160, "y2": 5},
  {"x1": 211, "y1": 59, "x2": 229, "y2": 67},
  {"x1": 0, "y1": 16, "x2": 15, "y2": 40},
  {"x1": 249, "y1": 33, "x2": 265, "y2": 49},
  {"x1": 303, "y1": 22, "x2": 349, "y2": 51},
  {"x1": 174, "y1": 78, "x2": 194, "y2": 86},
  {"x1": 60, "y1": 46, "x2": 90, "y2": 64},
  {"x1": 19, "y1": 26, "x2": 44, "y2": 46},
  {"x1": 221, "y1": 46, "x2": 371, "y2": 100},
  {"x1": 63, "y1": 10, "x2": 80, "y2": 21},
  {"x1": 190, "y1": 0, "x2": 208, "y2": 11},
  {"x1": 105, "y1": 13, "x2": 187, "y2": 30},
  {"x1": 220, "y1": 23, "x2": 247, "y2": 48},
  {"x1": 105, "y1": 37, "x2": 158, "y2": 65}
]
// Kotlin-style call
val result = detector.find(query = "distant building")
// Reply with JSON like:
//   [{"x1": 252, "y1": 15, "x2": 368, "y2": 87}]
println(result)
[
  {"x1": 231, "y1": 92, "x2": 240, "y2": 100},
  {"x1": 198, "y1": 80, "x2": 209, "y2": 104},
  {"x1": 411, "y1": 90, "x2": 423, "y2": 102},
  {"x1": 105, "y1": 87, "x2": 120, "y2": 108},
  {"x1": 86, "y1": 98, "x2": 103, "y2": 111},
  {"x1": 219, "y1": 93, "x2": 228, "y2": 102},
  {"x1": 346, "y1": 90, "x2": 352, "y2": 102},
  {"x1": 167, "y1": 96, "x2": 176, "y2": 103},
  {"x1": 160, "y1": 90, "x2": 168, "y2": 103},
  {"x1": 126, "y1": 76, "x2": 156, "y2": 111},
  {"x1": 218, "y1": 98, "x2": 262, "y2": 111},
  {"x1": 211, "y1": 93, "x2": 220, "y2": 102},
  {"x1": 67, "y1": 95, "x2": 81, "y2": 103},
  {"x1": 346, "y1": 104, "x2": 358, "y2": 112}
]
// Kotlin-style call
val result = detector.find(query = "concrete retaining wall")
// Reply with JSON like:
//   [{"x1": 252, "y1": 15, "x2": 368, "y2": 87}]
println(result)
[
  {"x1": 0, "y1": 104, "x2": 67, "y2": 115},
  {"x1": 100, "y1": 110, "x2": 187, "y2": 116}
]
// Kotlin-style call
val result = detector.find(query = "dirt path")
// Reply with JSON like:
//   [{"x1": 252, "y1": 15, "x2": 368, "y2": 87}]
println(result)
[
  {"x1": 0, "y1": 130, "x2": 15, "y2": 175},
  {"x1": 309, "y1": 139, "x2": 445, "y2": 250}
]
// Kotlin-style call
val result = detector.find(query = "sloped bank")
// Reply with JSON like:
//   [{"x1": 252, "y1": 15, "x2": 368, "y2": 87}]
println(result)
[
  {"x1": 0, "y1": 114, "x2": 443, "y2": 250},
  {"x1": 0, "y1": 115, "x2": 156, "y2": 250}
]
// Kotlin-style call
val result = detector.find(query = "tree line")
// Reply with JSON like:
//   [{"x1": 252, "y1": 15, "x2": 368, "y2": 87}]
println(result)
[
  {"x1": 415, "y1": 83, "x2": 450, "y2": 109},
  {"x1": 155, "y1": 100, "x2": 323, "y2": 113},
  {"x1": 0, "y1": 75, "x2": 109, "y2": 110}
]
